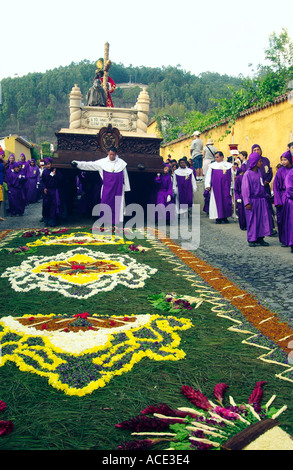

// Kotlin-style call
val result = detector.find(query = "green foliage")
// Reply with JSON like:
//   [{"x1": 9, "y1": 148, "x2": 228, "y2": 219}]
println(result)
[
  {"x1": 41, "y1": 141, "x2": 51, "y2": 158},
  {"x1": 1, "y1": 29, "x2": 292, "y2": 146},
  {"x1": 0, "y1": 61, "x2": 243, "y2": 144},
  {"x1": 158, "y1": 65, "x2": 293, "y2": 144},
  {"x1": 264, "y1": 27, "x2": 293, "y2": 71}
]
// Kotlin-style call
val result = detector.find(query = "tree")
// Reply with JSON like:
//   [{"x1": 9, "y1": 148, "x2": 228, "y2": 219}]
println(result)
[{"x1": 264, "y1": 27, "x2": 293, "y2": 71}]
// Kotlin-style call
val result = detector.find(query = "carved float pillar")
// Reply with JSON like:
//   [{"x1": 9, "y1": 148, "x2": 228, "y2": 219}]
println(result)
[
  {"x1": 69, "y1": 84, "x2": 83, "y2": 129},
  {"x1": 136, "y1": 88, "x2": 150, "y2": 134}
]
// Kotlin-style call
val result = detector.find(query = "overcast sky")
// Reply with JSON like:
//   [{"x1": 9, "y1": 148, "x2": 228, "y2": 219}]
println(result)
[{"x1": 1, "y1": 0, "x2": 293, "y2": 81}]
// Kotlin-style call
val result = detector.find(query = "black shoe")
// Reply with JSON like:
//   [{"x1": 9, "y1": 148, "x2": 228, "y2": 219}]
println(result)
[
  {"x1": 223, "y1": 218, "x2": 230, "y2": 224},
  {"x1": 256, "y1": 238, "x2": 269, "y2": 246},
  {"x1": 216, "y1": 219, "x2": 222, "y2": 224},
  {"x1": 269, "y1": 230, "x2": 278, "y2": 237},
  {"x1": 248, "y1": 242, "x2": 257, "y2": 247},
  {"x1": 291, "y1": 246, "x2": 293, "y2": 253}
]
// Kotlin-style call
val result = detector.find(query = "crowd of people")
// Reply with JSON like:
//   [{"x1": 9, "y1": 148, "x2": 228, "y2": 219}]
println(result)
[
  {"x1": 1, "y1": 137, "x2": 293, "y2": 253},
  {"x1": 0, "y1": 151, "x2": 41, "y2": 220},
  {"x1": 159, "y1": 133, "x2": 293, "y2": 253}
]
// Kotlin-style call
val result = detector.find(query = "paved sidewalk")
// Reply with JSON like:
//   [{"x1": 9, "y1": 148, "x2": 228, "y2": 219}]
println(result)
[
  {"x1": 192, "y1": 213, "x2": 293, "y2": 326},
  {"x1": 0, "y1": 199, "x2": 292, "y2": 326}
]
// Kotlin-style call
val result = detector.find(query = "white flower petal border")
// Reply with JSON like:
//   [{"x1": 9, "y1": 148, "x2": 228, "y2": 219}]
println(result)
[{"x1": 1, "y1": 248, "x2": 158, "y2": 299}]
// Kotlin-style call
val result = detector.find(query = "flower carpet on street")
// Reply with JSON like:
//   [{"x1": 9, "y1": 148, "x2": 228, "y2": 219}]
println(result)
[
  {"x1": 1, "y1": 247, "x2": 157, "y2": 299},
  {"x1": 25, "y1": 230, "x2": 130, "y2": 247},
  {"x1": 0, "y1": 226, "x2": 292, "y2": 450},
  {"x1": 0, "y1": 313, "x2": 191, "y2": 397}
]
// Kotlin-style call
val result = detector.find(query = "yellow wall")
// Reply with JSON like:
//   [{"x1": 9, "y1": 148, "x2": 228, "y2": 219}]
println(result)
[
  {"x1": 148, "y1": 96, "x2": 293, "y2": 174},
  {"x1": 4, "y1": 136, "x2": 32, "y2": 161}
]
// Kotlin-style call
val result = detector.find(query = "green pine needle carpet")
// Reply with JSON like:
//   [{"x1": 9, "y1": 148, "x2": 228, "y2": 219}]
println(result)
[{"x1": 0, "y1": 227, "x2": 292, "y2": 451}]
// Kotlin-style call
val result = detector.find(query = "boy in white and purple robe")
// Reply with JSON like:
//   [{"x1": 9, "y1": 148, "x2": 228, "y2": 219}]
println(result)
[
  {"x1": 204, "y1": 151, "x2": 233, "y2": 224},
  {"x1": 173, "y1": 159, "x2": 197, "y2": 215}
]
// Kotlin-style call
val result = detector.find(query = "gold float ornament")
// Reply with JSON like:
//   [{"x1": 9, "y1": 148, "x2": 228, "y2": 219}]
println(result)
[{"x1": 96, "y1": 58, "x2": 104, "y2": 73}]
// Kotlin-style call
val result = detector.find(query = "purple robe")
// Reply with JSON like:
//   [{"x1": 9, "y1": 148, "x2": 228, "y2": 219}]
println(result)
[
  {"x1": 234, "y1": 173, "x2": 246, "y2": 230},
  {"x1": 6, "y1": 170, "x2": 26, "y2": 215},
  {"x1": 101, "y1": 170, "x2": 124, "y2": 225},
  {"x1": 203, "y1": 189, "x2": 210, "y2": 214},
  {"x1": 241, "y1": 169, "x2": 273, "y2": 242},
  {"x1": 78, "y1": 172, "x2": 101, "y2": 217},
  {"x1": 155, "y1": 174, "x2": 173, "y2": 205},
  {"x1": 19, "y1": 160, "x2": 30, "y2": 204},
  {"x1": 42, "y1": 167, "x2": 62, "y2": 224},
  {"x1": 73, "y1": 155, "x2": 130, "y2": 224},
  {"x1": 206, "y1": 164, "x2": 233, "y2": 219},
  {"x1": 175, "y1": 174, "x2": 193, "y2": 207},
  {"x1": 273, "y1": 166, "x2": 291, "y2": 242},
  {"x1": 155, "y1": 173, "x2": 174, "y2": 220},
  {"x1": 280, "y1": 169, "x2": 293, "y2": 246},
  {"x1": 27, "y1": 163, "x2": 40, "y2": 203}
]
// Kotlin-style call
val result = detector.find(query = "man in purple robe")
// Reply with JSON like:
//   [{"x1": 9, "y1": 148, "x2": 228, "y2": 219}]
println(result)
[
  {"x1": 173, "y1": 158, "x2": 197, "y2": 216},
  {"x1": 71, "y1": 147, "x2": 130, "y2": 225},
  {"x1": 280, "y1": 167, "x2": 293, "y2": 253},
  {"x1": 41, "y1": 157, "x2": 62, "y2": 227},
  {"x1": 273, "y1": 151, "x2": 292, "y2": 245},
  {"x1": 204, "y1": 151, "x2": 233, "y2": 224},
  {"x1": 27, "y1": 159, "x2": 40, "y2": 203},
  {"x1": 241, "y1": 152, "x2": 273, "y2": 247},
  {"x1": 77, "y1": 171, "x2": 101, "y2": 217},
  {"x1": 6, "y1": 162, "x2": 27, "y2": 216},
  {"x1": 155, "y1": 164, "x2": 174, "y2": 220},
  {"x1": 19, "y1": 153, "x2": 30, "y2": 205},
  {"x1": 0, "y1": 151, "x2": 4, "y2": 221}
]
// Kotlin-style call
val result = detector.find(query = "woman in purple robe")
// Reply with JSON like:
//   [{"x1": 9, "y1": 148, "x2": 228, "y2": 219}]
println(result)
[
  {"x1": 241, "y1": 152, "x2": 273, "y2": 247},
  {"x1": 6, "y1": 162, "x2": 27, "y2": 216},
  {"x1": 251, "y1": 144, "x2": 276, "y2": 232},
  {"x1": 234, "y1": 164, "x2": 247, "y2": 230},
  {"x1": 273, "y1": 151, "x2": 292, "y2": 245},
  {"x1": 280, "y1": 168, "x2": 293, "y2": 252},
  {"x1": 27, "y1": 159, "x2": 40, "y2": 203},
  {"x1": 41, "y1": 157, "x2": 62, "y2": 227}
]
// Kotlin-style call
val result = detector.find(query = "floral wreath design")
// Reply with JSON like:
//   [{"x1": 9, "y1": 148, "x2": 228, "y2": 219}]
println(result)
[
  {"x1": 1, "y1": 248, "x2": 157, "y2": 299},
  {"x1": 0, "y1": 314, "x2": 192, "y2": 397},
  {"x1": 25, "y1": 231, "x2": 131, "y2": 247}
]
